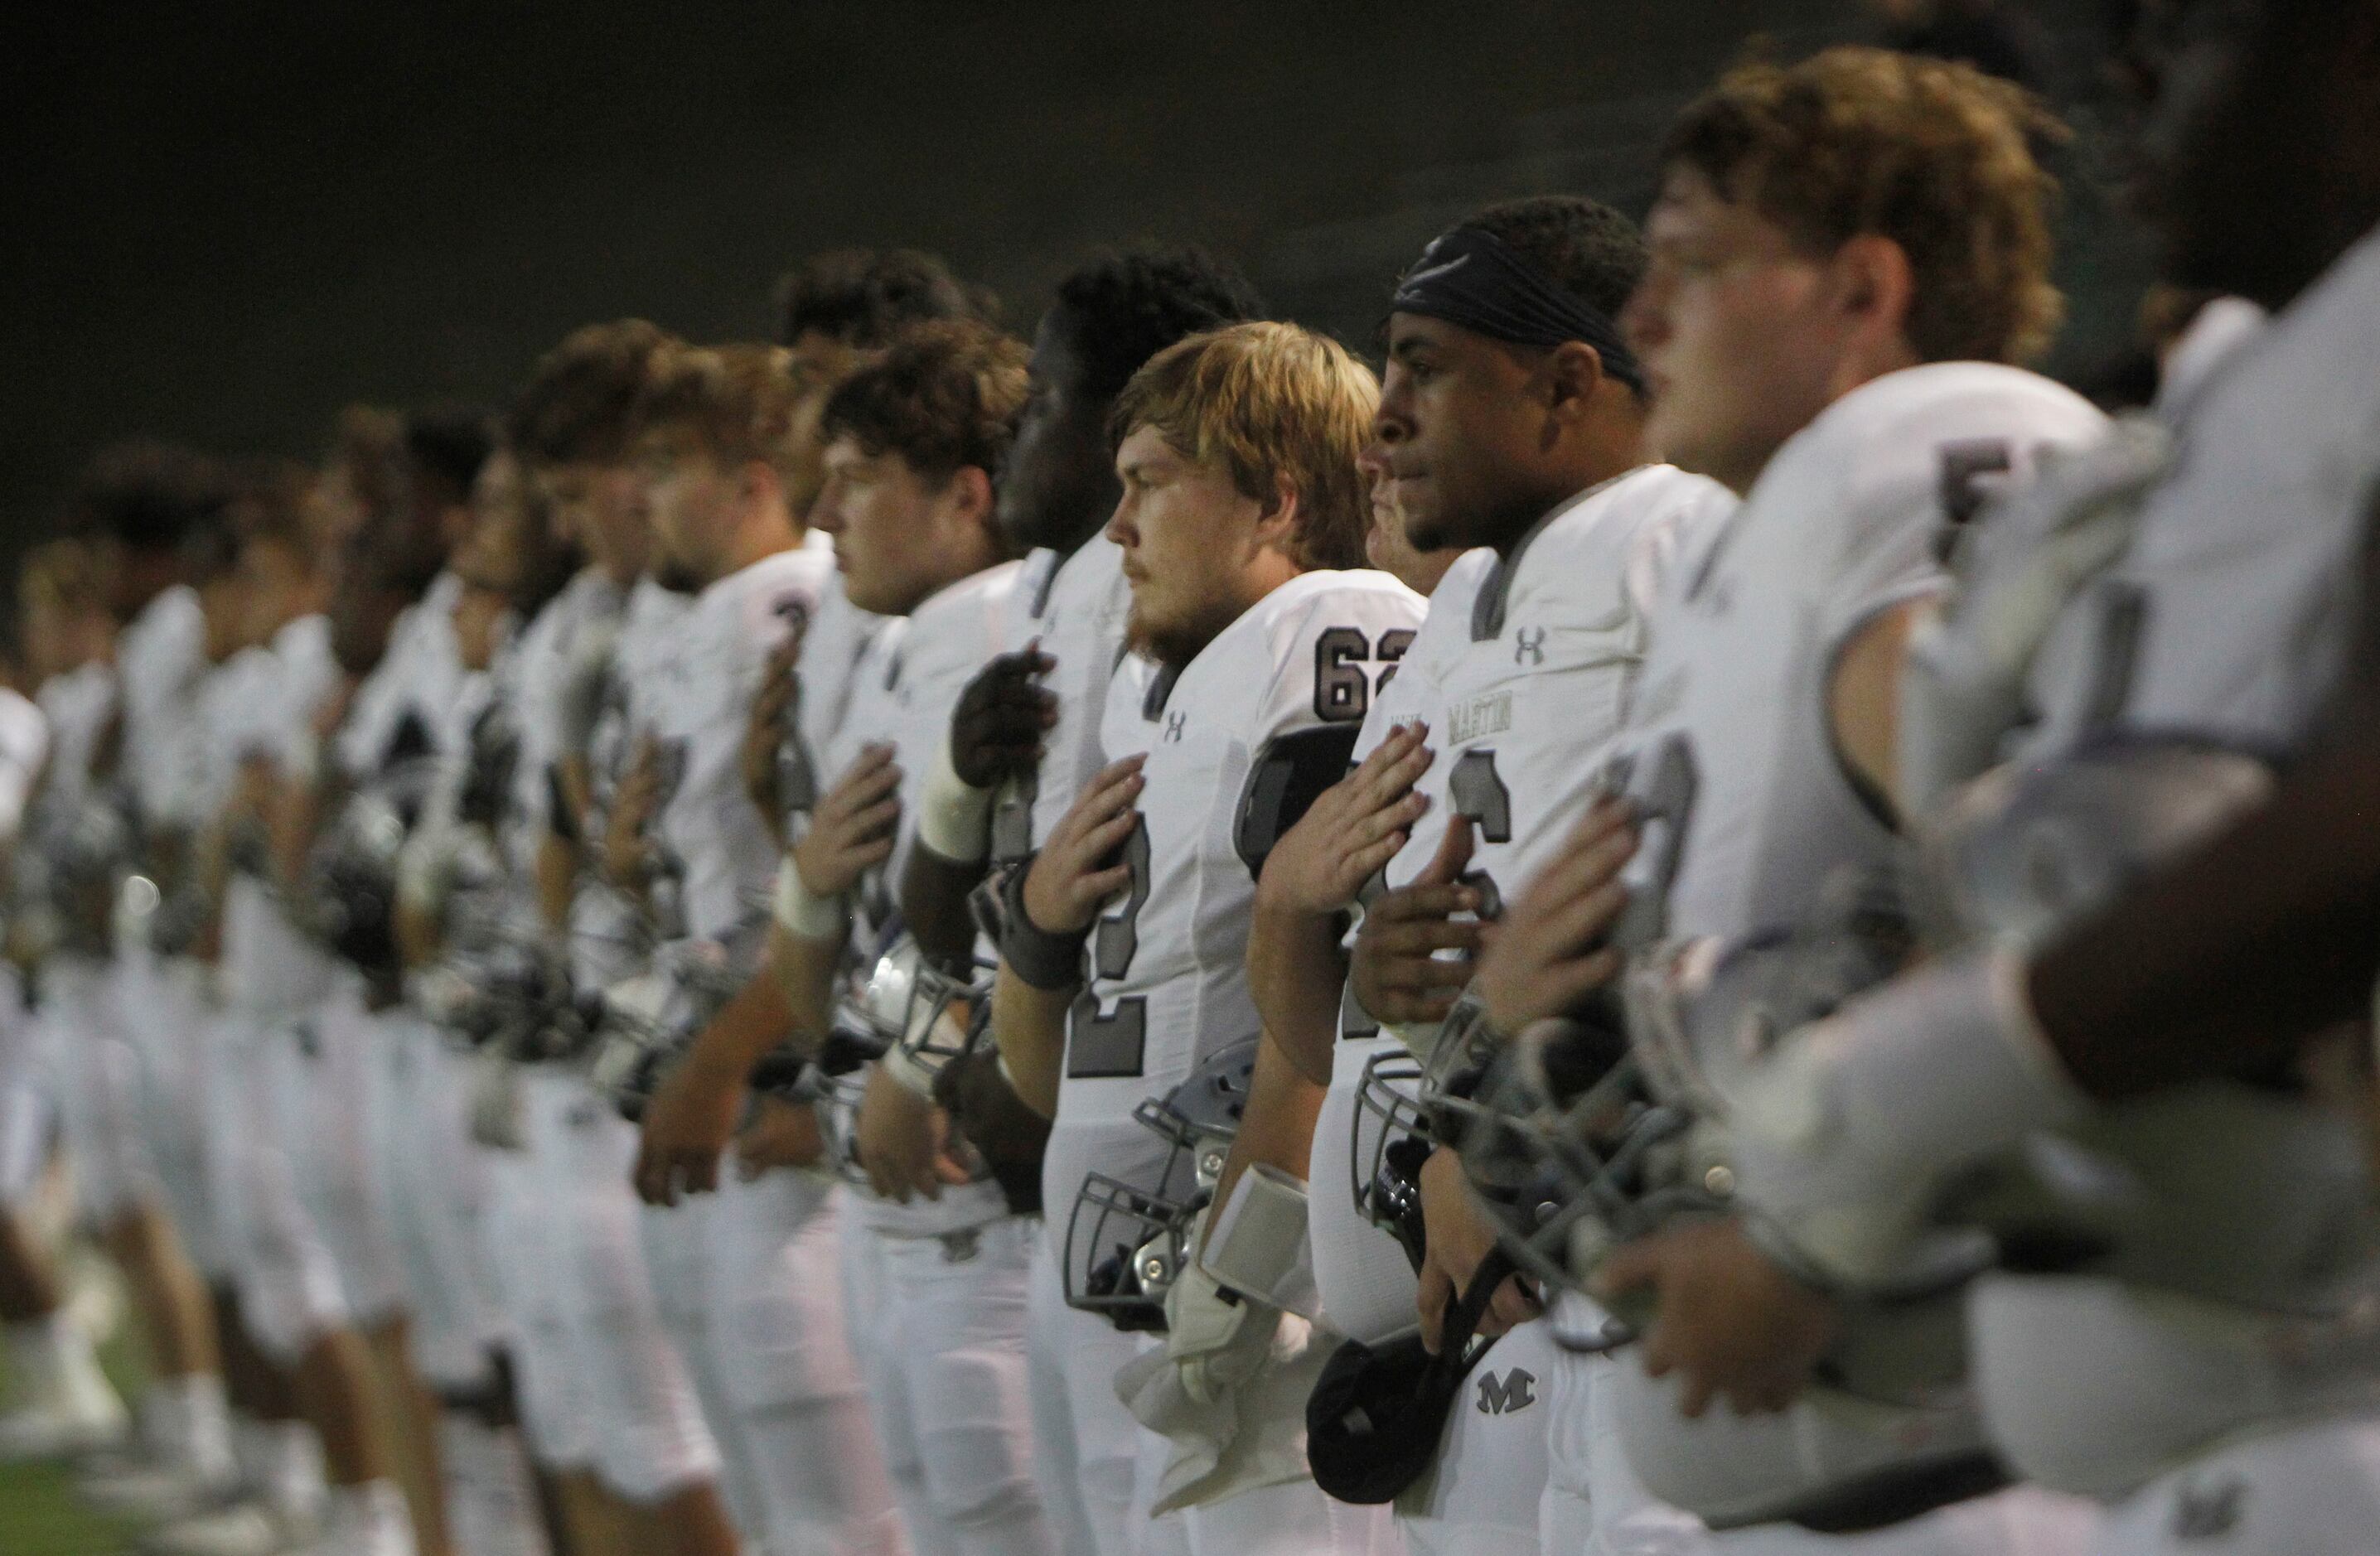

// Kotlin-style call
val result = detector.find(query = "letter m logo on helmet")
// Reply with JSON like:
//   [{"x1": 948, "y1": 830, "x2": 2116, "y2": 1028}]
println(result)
[{"x1": 1475, "y1": 1367, "x2": 1538, "y2": 1416}]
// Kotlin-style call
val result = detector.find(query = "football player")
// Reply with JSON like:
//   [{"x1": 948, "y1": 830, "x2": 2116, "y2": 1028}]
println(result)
[
  {"x1": 602, "y1": 340, "x2": 909, "y2": 1556},
  {"x1": 645, "y1": 319, "x2": 1047, "y2": 1555},
  {"x1": 0, "y1": 541, "x2": 129, "y2": 1467},
  {"x1": 40, "y1": 448, "x2": 249, "y2": 1522},
  {"x1": 1004, "y1": 321, "x2": 1420, "y2": 1556},
  {"x1": 1594, "y1": 5, "x2": 2380, "y2": 1551},
  {"x1": 1469, "y1": 46, "x2": 2108, "y2": 1554},
  {"x1": 1220, "y1": 196, "x2": 1734, "y2": 1556},
  {"x1": 886, "y1": 250, "x2": 1264, "y2": 1556},
  {"x1": 500, "y1": 319, "x2": 750, "y2": 1556}
]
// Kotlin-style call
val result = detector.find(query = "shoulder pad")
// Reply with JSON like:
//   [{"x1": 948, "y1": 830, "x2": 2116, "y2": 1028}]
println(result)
[{"x1": 1234, "y1": 723, "x2": 1362, "y2": 880}]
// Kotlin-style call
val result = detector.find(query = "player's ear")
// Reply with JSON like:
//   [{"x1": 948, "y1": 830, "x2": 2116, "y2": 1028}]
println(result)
[
  {"x1": 1830, "y1": 234, "x2": 1918, "y2": 363},
  {"x1": 738, "y1": 458, "x2": 785, "y2": 516},
  {"x1": 1253, "y1": 471, "x2": 1302, "y2": 554},
  {"x1": 1540, "y1": 340, "x2": 1606, "y2": 428},
  {"x1": 941, "y1": 464, "x2": 995, "y2": 529}
]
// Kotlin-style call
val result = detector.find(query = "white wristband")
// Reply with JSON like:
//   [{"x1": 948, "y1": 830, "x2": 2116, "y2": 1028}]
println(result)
[
  {"x1": 916, "y1": 733, "x2": 994, "y2": 865},
  {"x1": 772, "y1": 856, "x2": 848, "y2": 943}
]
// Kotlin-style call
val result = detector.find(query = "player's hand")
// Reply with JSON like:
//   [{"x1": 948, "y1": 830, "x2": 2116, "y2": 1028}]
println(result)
[
  {"x1": 1021, "y1": 754, "x2": 1145, "y2": 934},
  {"x1": 792, "y1": 743, "x2": 902, "y2": 898},
  {"x1": 733, "y1": 1093, "x2": 825, "y2": 1177},
  {"x1": 1595, "y1": 1217, "x2": 1840, "y2": 1417},
  {"x1": 1415, "y1": 1146, "x2": 1539, "y2": 1354},
  {"x1": 951, "y1": 645, "x2": 1057, "y2": 790},
  {"x1": 1475, "y1": 797, "x2": 1636, "y2": 1033},
  {"x1": 1349, "y1": 815, "x2": 1483, "y2": 1026},
  {"x1": 740, "y1": 634, "x2": 805, "y2": 845},
  {"x1": 602, "y1": 736, "x2": 662, "y2": 890},
  {"x1": 854, "y1": 1066, "x2": 973, "y2": 1203},
  {"x1": 633, "y1": 1053, "x2": 743, "y2": 1205},
  {"x1": 1255, "y1": 721, "x2": 1434, "y2": 920}
]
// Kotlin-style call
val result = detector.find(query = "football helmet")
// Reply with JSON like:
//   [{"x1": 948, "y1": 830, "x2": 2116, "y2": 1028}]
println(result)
[
  {"x1": 301, "y1": 754, "x2": 441, "y2": 977},
  {"x1": 585, "y1": 921, "x2": 763, "y2": 1120},
  {"x1": 1064, "y1": 1037, "x2": 1258, "y2": 1333}
]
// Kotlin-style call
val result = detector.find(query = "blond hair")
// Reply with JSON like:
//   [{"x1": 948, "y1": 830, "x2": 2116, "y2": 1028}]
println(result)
[{"x1": 1111, "y1": 321, "x2": 1379, "y2": 571}]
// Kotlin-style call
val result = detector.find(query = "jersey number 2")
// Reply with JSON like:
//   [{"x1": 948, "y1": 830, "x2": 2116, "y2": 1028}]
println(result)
[{"x1": 1067, "y1": 814, "x2": 1152, "y2": 1078}]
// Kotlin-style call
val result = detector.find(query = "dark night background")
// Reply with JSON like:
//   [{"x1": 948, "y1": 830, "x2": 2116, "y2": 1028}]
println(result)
[{"x1": 1, "y1": 1, "x2": 2147, "y2": 563}]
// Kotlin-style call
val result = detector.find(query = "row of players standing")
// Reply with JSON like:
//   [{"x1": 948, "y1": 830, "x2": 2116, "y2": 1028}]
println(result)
[{"x1": 7, "y1": 12, "x2": 2380, "y2": 1556}]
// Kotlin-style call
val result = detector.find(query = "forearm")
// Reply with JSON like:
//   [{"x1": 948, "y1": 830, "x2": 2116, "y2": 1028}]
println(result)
[
  {"x1": 766, "y1": 920, "x2": 849, "y2": 1058},
  {"x1": 989, "y1": 963, "x2": 1069, "y2": 1120},
  {"x1": 1247, "y1": 896, "x2": 1349, "y2": 1086},
  {"x1": 901, "y1": 846, "x2": 988, "y2": 973},
  {"x1": 1201, "y1": 1031, "x2": 1328, "y2": 1259},
  {"x1": 2030, "y1": 708, "x2": 2380, "y2": 1097},
  {"x1": 682, "y1": 961, "x2": 803, "y2": 1085}
]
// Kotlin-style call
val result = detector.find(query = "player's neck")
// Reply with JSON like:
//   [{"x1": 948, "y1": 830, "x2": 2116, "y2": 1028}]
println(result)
[
  {"x1": 716, "y1": 508, "x2": 803, "y2": 582},
  {"x1": 1491, "y1": 420, "x2": 1651, "y2": 557}
]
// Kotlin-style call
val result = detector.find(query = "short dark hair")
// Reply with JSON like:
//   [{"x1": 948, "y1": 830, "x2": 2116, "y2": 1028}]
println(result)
[
  {"x1": 777, "y1": 249, "x2": 990, "y2": 350},
  {"x1": 1048, "y1": 249, "x2": 1268, "y2": 407},
  {"x1": 1455, "y1": 196, "x2": 1647, "y2": 323},
  {"x1": 66, "y1": 441, "x2": 231, "y2": 553},
  {"x1": 819, "y1": 319, "x2": 1031, "y2": 485},
  {"x1": 1662, "y1": 46, "x2": 2065, "y2": 364},
  {"x1": 403, "y1": 408, "x2": 496, "y2": 511},
  {"x1": 510, "y1": 320, "x2": 679, "y2": 467}
]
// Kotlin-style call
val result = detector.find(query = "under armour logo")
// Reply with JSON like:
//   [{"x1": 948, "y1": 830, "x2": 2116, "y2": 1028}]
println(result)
[
  {"x1": 2170, "y1": 1474, "x2": 2247, "y2": 1542},
  {"x1": 1512, "y1": 628, "x2": 1546, "y2": 666},
  {"x1": 1475, "y1": 1367, "x2": 1538, "y2": 1415},
  {"x1": 1164, "y1": 711, "x2": 1188, "y2": 742}
]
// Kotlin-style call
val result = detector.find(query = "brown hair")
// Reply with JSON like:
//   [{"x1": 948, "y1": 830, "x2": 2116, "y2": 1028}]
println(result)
[
  {"x1": 1110, "y1": 321, "x2": 1379, "y2": 571},
  {"x1": 1662, "y1": 46, "x2": 2065, "y2": 365},
  {"x1": 817, "y1": 319, "x2": 1031, "y2": 486},
  {"x1": 633, "y1": 342, "x2": 814, "y2": 479},
  {"x1": 509, "y1": 320, "x2": 679, "y2": 468}
]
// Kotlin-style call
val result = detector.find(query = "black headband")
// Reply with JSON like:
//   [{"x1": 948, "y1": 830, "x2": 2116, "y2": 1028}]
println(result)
[{"x1": 1389, "y1": 226, "x2": 1643, "y2": 392}]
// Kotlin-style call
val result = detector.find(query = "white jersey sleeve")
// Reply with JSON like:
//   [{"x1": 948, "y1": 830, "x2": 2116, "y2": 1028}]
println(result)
[
  {"x1": 1043, "y1": 570, "x2": 1426, "y2": 1257},
  {"x1": 1604, "y1": 363, "x2": 2107, "y2": 945}
]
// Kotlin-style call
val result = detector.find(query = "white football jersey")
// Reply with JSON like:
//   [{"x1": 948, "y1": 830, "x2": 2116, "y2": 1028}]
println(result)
[
  {"x1": 114, "y1": 583, "x2": 207, "y2": 826},
  {"x1": 866, "y1": 563, "x2": 1020, "y2": 895},
  {"x1": 646, "y1": 545, "x2": 843, "y2": 945},
  {"x1": 819, "y1": 561, "x2": 1021, "y2": 1235},
  {"x1": 503, "y1": 567, "x2": 629, "y2": 861},
  {"x1": 987, "y1": 533, "x2": 1139, "y2": 867},
  {"x1": 1604, "y1": 364, "x2": 2106, "y2": 945},
  {"x1": 1042, "y1": 568, "x2": 1426, "y2": 1259},
  {"x1": 2017, "y1": 230, "x2": 2380, "y2": 763},
  {"x1": 1369, "y1": 465, "x2": 1735, "y2": 1051},
  {"x1": 219, "y1": 615, "x2": 348, "y2": 1018}
]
